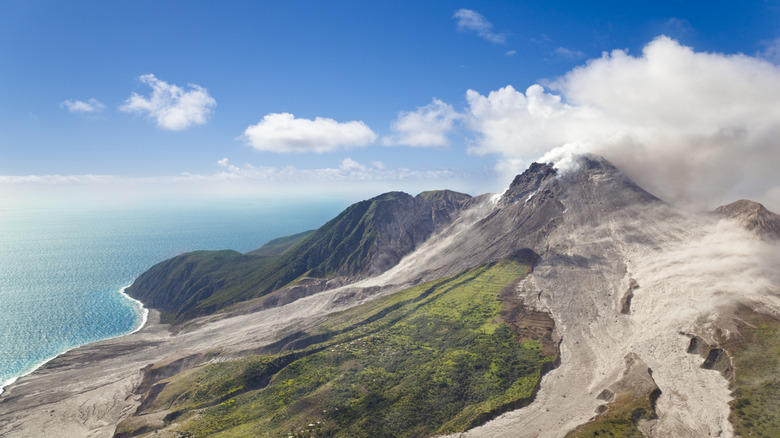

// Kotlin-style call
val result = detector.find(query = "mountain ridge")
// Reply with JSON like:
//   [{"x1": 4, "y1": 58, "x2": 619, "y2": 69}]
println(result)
[
  {"x1": 713, "y1": 199, "x2": 780, "y2": 240},
  {"x1": 125, "y1": 189, "x2": 472, "y2": 323}
]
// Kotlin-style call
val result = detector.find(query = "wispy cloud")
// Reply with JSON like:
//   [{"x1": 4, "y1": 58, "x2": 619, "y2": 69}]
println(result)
[
  {"x1": 759, "y1": 37, "x2": 780, "y2": 64},
  {"x1": 552, "y1": 47, "x2": 586, "y2": 60},
  {"x1": 664, "y1": 17, "x2": 694, "y2": 37},
  {"x1": 120, "y1": 74, "x2": 216, "y2": 130},
  {"x1": 0, "y1": 159, "x2": 458, "y2": 187},
  {"x1": 505, "y1": 50, "x2": 517, "y2": 57},
  {"x1": 61, "y1": 98, "x2": 105, "y2": 113},
  {"x1": 214, "y1": 157, "x2": 459, "y2": 184},
  {"x1": 242, "y1": 112, "x2": 377, "y2": 153},
  {"x1": 382, "y1": 99, "x2": 461, "y2": 148},
  {"x1": 453, "y1": 9, "x2": 506, "y2": 44}
]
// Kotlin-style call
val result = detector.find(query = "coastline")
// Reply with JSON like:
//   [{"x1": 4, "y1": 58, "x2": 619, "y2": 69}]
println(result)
[
  {"x1": 0, "y1": 285, "x2": 149, "y2": 397},
  {"x1": 121, "y1": 285, "x2": 150, "y2": 336}
]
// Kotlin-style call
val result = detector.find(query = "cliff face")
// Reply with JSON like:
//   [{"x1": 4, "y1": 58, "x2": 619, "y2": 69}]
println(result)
[{"x1": 125, "y1": 189, "x2": 472, "y2": 323}]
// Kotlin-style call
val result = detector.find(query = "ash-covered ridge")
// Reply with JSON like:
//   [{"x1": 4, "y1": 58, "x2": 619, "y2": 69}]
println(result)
[{"x1": 714, "y1": 199, "x2": 780, "y2": 240}]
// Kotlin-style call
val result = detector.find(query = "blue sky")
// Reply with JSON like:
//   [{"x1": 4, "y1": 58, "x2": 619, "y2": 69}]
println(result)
[{"x1": 2, "y1": 1, "x2": 780, "y2": 209}]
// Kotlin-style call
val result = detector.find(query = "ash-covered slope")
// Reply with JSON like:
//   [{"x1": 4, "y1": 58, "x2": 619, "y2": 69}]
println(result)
[
  {"x1": 365, "y1": 154, "x2": 779, "y2": 437},
  {"x1": 365, "y1": 154, "x2": 664, "y2": 287},
  {"x1": 125, "y1": 189, "x2": 471, "y2": 323},
  {"x1": 439, "y1": 158, "x2": 779, "y2": 438}
]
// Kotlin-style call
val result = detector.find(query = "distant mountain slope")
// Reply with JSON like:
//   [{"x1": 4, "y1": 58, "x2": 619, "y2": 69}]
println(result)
[
  {"x1": 125, "y1": 190, "x2": 472, "y2": 323},
  {"x1": 714, "y1": 199, "x2": 780, "y2": 240}
]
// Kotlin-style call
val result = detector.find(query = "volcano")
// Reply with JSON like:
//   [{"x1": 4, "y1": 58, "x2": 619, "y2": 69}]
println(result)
[{"x1": 1, "y1": 154, "x2": 778, "y2": 438}]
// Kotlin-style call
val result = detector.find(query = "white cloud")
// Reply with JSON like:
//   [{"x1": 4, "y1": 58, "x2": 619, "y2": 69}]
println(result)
[
  {"x1": 465, "y1": 36, "x2": 780, "y2": 210},
  {"x1": 505, "y1": 50, "x2": 517, "y2": 57},
  {"x1": 453, "y1": 9, "x2": 506, "y2": 44},
  {"x1": 120, "y1": 74, "x2": 216, "y2": 130},
  {"x1": 212, "y1": 157, "x2": 458, "y2": 184},
  {"x1": 382, "y1": 99, "x2": 461, "y2": 147},
  {"x1": 553, "y1": 47, "x2": 586, "y2": 59},
  {"x1": 1, "y1": 158, "x2": 457, "y2": 187},
  {"x1": 61, "y1": 98, "x2": 105, "y2": 113},
  {"x1": 242, "y1": 112, "x2": 377, "y2": 153}
]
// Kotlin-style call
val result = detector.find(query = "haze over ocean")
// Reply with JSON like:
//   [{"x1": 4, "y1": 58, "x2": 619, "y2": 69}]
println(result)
[{"x1": 0, "y1": 199, "x2": 345, "y2": 392}]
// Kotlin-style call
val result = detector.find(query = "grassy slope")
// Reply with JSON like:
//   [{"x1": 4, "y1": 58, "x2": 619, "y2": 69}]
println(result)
[
  {"x1": 565, "y1": 390, "x2": 660, "y2": 438},
  {"x1": 725, "y1": 309, "x2": 780, "y2": 437},
  {"x1": 245, "y1": 230, "x2": 315, "y2": 256},
  {"x1": 125, "y1": 256, "x2": 557, "y2": 437}
]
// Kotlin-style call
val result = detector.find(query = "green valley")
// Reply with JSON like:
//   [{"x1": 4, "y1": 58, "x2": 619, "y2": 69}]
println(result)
[{"x1": 116, "y1": 254, "x2": 559, "y2": 437}]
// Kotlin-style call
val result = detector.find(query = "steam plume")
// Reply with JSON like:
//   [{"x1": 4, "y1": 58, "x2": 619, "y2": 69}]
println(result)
[{"x1": 466, "y1": 36, "x2": 780, "y2": 211}]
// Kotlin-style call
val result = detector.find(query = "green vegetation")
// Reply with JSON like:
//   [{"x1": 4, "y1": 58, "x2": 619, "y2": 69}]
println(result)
[
  {"x1": 566, "y1": 389, "x2": 660, "y2": 438},
  {"x1": 126, "y1": 190, "x2": 470, "y2": 323},
  {"x1": 129, "y1": 256, "x2": 557, "y2": 437},
  {"x1": 246, "y1": 230, "x2": 315, "y2": 256},
  {"x1": 725, "y1": 310, "x2": 780, "y2": 437}
]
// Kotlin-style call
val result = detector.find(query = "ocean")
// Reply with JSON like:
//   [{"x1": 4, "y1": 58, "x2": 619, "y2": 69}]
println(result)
[{"x1": 0, "y1": 198, "x2": 345, "y2": 393}]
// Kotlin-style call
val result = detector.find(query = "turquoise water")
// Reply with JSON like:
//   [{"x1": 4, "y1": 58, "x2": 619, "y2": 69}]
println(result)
[{"x1": 0, "y1": 199, "x2": 345, "y2": 392}]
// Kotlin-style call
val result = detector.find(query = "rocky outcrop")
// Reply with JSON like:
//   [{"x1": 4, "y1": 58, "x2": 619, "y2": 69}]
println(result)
[
  {"x1": 620, "y1": 278, "x2": 639, "y2": 315},
  {"x1": 686, "y1": 334, "x2": 735, "y2": 382}
]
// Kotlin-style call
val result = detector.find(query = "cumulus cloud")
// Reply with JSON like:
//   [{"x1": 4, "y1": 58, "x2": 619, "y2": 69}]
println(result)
[
  {"x1": 465, "y1": 36, "x2": 780, "y2": 210},
  {"x1": 453, "y1": 9, "x2": 506, "y2": 44},
  {"x1": 243, "y1": 112, "x2": 377, "y2": 153},
  {"x1": 61, "y1": 98, "x2": 105, "y2": 113},
  {"x1": 382, "y1": 99, "x2": 461, "y2": 147},
  {"x1": 120, "y1": 74, "x2": 216, "y2": 130}
]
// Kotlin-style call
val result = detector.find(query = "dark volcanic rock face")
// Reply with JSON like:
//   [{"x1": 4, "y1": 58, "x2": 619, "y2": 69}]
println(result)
[
  {"x1": 500, "y1": 162, "x2": 558, "y2": 206},
  {"x1": 714, "y1": 199, "x2": 780, "y2": 240},
  {"x1": 366, "y1": 190, "x2": 472, "y2": 275}
]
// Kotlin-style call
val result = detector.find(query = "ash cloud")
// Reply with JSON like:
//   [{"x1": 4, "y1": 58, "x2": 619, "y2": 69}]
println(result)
[{"x1": 464, "y1": 36, "x2": 780, "y2": 211}]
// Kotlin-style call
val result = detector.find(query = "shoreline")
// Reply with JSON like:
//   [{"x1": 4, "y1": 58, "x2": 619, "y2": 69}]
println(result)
[
  {"x1": 0, "y1": 285, "x2": 149, "y2": 397},
  {"x1": 121, "y1": 285, "x2": 150, "y2": 336}
]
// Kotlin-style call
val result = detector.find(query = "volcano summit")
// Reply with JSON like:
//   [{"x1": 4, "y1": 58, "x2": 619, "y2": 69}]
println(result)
[{"x1": 1, "y1": 155, "x2": 778, "y2": 438}]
